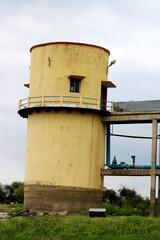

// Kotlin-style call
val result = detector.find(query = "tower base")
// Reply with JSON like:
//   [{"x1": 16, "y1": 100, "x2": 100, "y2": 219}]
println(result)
[{"x1": 24, "y1": 185, "x2": 103, "y2": 213}]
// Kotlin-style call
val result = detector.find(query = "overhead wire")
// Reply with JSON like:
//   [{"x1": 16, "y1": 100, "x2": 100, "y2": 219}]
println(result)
[{"x1": 110, "y1": 133, "x2": 160, "y2": 139}]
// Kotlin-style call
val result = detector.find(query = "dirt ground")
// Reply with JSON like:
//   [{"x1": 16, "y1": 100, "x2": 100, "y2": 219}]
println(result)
[{"x1": 0, "y1": 209, "x2": 10, "y2": 213}]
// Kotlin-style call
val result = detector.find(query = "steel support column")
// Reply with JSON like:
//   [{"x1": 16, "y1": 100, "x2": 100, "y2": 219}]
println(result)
[
  {"x1": 150, "y1": 119, "x2": 157, "y2": 217},
  {"x1": 157, "y1": 128, "x2": 160, "y2": 217}
]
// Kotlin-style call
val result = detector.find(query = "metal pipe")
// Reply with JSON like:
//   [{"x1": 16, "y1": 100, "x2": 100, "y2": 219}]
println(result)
[
  {"x1": 106, "y1": 124, "x2": 111, "y2": 167},
  {"x1": 107, "y1": 162, "x2": 160, "y2": 169},
  {"x1": 130, "y1": 165, "x2": 160, "y2": 169},
  {"x1": 131, "y1": 155, "x2": 136, "y2": 166},
  {"x1": 105, "y1": 126, "x2": 160, "y2": 169},
  {"x1": 8, "y1": 209, "x2": 29, "y2": 219},
  {"x1": 129, "y1": 165, "x2": 151, "y2": 169}
]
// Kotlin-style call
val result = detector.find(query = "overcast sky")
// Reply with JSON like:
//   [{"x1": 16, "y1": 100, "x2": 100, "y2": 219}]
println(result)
[{"x1": 0, "y1": 0, "x2": 160, "y2": 197}]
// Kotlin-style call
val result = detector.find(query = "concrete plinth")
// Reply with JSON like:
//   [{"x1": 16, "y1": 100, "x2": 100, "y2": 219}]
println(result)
[{"x1": 24, "y1": 185, "x2": 103, "y2": 213}]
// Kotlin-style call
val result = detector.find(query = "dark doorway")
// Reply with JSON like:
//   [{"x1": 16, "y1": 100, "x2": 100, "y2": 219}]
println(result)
[{"x1": 101, "y1": 85, "x2": 107, "y2": 111}]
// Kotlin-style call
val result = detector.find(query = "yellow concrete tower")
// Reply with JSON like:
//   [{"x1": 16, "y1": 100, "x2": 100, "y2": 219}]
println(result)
[{"x1": 18, "y1": 42, "x2": 115, "y2": 212}]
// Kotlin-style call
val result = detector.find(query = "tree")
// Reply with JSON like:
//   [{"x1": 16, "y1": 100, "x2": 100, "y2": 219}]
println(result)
[
  {"x1": 3, "y1": 181, "x2": 24, "y2": 202},
  {"x1": 118, "y1": 186, "x2": 144, "y2": 207},
  {"x1": 14, "y1": 186, "x2": 24, "y2": 203},
  {"x1": 103, "y1": 187, "x2": 122, "y2": 206},
  {"x1": 119, "y1": 186, "x2": 136, "y2": 199},
  {"x1": 0, "y1": 183, "x2": 5, "y2": 202}
]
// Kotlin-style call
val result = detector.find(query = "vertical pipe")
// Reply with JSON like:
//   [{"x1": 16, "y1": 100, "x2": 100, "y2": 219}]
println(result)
[
  {"x1": 157, "y1": 126, "x2": 160, "y2": 217},
  {"x1": 106, "y1": 124, "x2": 111, "y2": 167},
  {"x1": 150, "y1": 119, "x2": 157, "y2": 218}
]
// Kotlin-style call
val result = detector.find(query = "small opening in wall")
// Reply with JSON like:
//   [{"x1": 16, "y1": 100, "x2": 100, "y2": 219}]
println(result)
[
  {"x1": 68, "y1": 75, "x2": 85, "y2": 93},
  {"x1": 70, "y1": 78, "x2": 80, "y2": 93}
]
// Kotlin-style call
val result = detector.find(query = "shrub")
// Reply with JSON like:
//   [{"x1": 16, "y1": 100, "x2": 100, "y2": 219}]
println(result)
[
  {"x1": 103, "y1": 187, "x2": 150, "y2": 217},
  {"x1": 8, "y1": 204, "x2": 24, "y2": 216},
  {"x1": 103, "y1": 202, "x2": 119, "y2": 215}
]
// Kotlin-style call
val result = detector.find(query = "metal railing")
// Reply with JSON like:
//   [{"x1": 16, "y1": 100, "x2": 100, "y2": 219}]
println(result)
[{"x1": 18, "y1": 96, "x2": 113, "y2": 112}]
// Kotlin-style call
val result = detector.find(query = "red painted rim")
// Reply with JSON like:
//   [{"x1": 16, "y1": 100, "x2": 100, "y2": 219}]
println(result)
[{"x1": 30, "y1": 42, "x2": 110, "y2": 55}]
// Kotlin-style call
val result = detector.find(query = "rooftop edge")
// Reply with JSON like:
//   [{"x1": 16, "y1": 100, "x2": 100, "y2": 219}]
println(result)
[{"x1": 30, "y1": 42, "x2": 110, "y2": 55}]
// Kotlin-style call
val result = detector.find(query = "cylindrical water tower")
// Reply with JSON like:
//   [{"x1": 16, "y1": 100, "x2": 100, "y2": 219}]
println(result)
[{"x1": 18, "y1": 42, "x2": 115, "y2": 212}]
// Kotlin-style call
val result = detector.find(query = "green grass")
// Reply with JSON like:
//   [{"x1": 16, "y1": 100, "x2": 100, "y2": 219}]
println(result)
[
  {"x1": 0, "y1": 203, "x2": 23, "y2": 210},
  {"x1": 0, "y1": 204, "x2": 24, "y2": 215},
  {"x1": 1, "y1": 214, "x2": 160, "y2": 240},
  {"x1": 103, "y1": 202, "x2": 150, "y2": 217},
  {"x1": 7, "y1": 204, "x2": 24, "y2": 216},
  {"x1": 0, "y1": 204, "x2": 10, "y2": 210}
]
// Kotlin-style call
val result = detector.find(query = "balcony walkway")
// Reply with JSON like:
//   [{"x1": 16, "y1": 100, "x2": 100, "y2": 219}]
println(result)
[{"x1": 19, "y1": 95, "x2": 112, "y2": 112}]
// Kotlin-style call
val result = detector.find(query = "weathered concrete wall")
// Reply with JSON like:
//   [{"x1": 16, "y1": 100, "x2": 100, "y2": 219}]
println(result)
[
  {"x1": 29, "y1": 42, "x2": 110, "y2": 99},
  {"x1": 24, "y1": 42, "x2": 109, "y2": 212},
  {"x1": 24, "y1": 185, "x2": 102, "y2": 213},
  {"x1": 25, "y1": 110, "x2": 105, "y2": 190}
]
